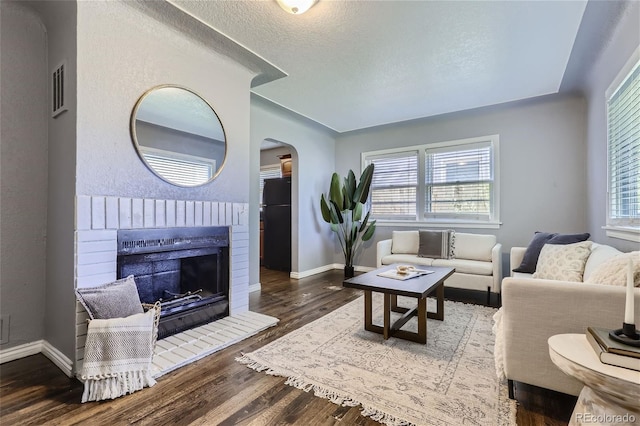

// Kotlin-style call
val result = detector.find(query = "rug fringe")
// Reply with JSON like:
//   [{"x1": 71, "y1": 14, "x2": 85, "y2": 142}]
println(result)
[{"x1": 236, "y1": 353, "x2": 415, "y2": 426}]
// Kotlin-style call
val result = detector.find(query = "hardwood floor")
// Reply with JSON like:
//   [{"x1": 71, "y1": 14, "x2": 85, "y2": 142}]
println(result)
[{"x1": 0, "y1": 268, "x2": 576, "y2": 425}]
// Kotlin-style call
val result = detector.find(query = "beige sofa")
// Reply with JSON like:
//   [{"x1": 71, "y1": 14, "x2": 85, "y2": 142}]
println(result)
[
  {"x1": 498, "y1": 243, "x2": 640, "y2": 398},
  {"x1": 376, "y1": 231, "x2": 502, "y2": 303}
]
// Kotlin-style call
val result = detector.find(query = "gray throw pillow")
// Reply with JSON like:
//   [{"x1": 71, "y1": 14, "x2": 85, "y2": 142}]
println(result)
[
  {"x1": 76, "y1": 275, "x2": 144, "y2": 319},
  {"x1": 418, "y1": 230, "x2": 454, "y2": 259}
]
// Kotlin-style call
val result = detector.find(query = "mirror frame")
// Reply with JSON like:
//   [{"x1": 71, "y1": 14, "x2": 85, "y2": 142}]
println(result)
[{"x1": 130, "y1": 84, "x2": 227, "y2": 187}]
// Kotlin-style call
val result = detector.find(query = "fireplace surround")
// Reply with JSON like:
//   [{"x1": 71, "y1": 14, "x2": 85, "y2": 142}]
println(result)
[{"x1": 74, "y1": 195, "x2": 250, "y2": 375}]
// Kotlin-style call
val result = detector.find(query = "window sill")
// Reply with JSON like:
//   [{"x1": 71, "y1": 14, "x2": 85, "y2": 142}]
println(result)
[
  {"x1": 376, "y1": 220, "x2": 502, "y2": 229},
  {"x1": 602, "y1": 226, "x2": 640, "y2": 243}
]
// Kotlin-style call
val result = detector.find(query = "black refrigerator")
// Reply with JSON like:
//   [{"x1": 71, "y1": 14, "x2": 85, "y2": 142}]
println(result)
[{"x1": 262, "y1": 177, "x2": 291, "y2": 272}]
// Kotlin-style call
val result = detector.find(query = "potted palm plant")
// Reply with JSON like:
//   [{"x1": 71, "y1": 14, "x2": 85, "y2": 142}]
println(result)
[{"x1": 319, "y1": 164, "x2": 377, "y2": 278}]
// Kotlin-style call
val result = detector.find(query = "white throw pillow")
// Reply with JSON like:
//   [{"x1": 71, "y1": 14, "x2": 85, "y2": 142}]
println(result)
[
  {"x1": 532, "y1": 241, "x2": 593, "y2": 282},
  {"x1": 585, "y1": 251, "x2": 640, "y2": 287},
  {"x1": 454, "y1": 233, "x2": 496, "y2": 261},
  {"x1": 391, "y1": 230, "x2": 419, "y2": 254}
]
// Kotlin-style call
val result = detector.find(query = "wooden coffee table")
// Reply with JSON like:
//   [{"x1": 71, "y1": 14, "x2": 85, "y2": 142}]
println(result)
[{"x1": 343, "y1": 264, "x2": 454, "y2": 344}]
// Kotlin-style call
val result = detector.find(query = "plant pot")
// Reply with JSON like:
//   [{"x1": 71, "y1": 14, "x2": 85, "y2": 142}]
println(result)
[{"x1": 344, "y1": 265, "x2": 355, "y2": 278}]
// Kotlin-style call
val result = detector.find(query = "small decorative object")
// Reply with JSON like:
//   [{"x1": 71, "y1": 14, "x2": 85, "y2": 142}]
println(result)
[
  {"x1": 609, "y1": 258, "x2": 640, "y2": 346},
  {"x1": 319, "y1": 164, "x2": 376, "y2": 278}
]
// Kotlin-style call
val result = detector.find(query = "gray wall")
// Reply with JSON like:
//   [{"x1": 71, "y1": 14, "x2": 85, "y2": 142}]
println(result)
[
  {"x1": 250, "y1": 96, "x2": 337, "y2": 285},
  {"x1": 584, "y1": 0, "x2": 639, "y2": 252},
  {"x1": 0, "y1": 2, "x2": 48, "y2": 349},
  {"x1": 335, "y1": 94, "x2": 589, "y2": 272},
  {"x1": 261, "y1": 146, "x2": 292, "y2": 167},
  {"x1": 136, "y1": 121, "x2": 226, "y2": 163},
  {"x1": 75, "y1": 1, "x2": 253, "y2": 203}
]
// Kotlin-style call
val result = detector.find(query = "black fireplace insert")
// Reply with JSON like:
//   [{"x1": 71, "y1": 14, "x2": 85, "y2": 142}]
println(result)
[{"x1": 116, "y1": 227, "x2": 229, "y2": 339}]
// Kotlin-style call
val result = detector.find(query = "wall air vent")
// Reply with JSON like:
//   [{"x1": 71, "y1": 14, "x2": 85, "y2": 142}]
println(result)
[{"x1": 51, "y1": 61, "x2": 68, "y2": 118}]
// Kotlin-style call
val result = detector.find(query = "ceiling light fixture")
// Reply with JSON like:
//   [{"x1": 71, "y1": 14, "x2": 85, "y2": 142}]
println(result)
[{"x1": 276, "y1": 0, "x2": 317, "y2": 15}]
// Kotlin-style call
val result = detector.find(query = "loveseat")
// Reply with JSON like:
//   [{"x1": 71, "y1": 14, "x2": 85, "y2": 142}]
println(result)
[
  {"x1": 376, "y1": 231, "x2": 502, "y2": 303},
  {"x1": 497, "y1": 242, "x2": 640, "y2": 398}
]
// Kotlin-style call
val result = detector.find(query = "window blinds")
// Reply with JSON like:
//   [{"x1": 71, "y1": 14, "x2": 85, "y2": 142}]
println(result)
[
  {"x1": 259, "y1": 165, "x2": 282, "y2": 206},
  {"x1": 425, "y1": 144, "x2": 493, "y2": 219},
  {"x1": 608, "y1": 61, "x2": 639, "y2": 225},
  {"x1": 143, "y1": 154, "x2": 213, "y2": 187},
  {"x1": 368, "y1": 152, "x2": 418, "y2": 219}
]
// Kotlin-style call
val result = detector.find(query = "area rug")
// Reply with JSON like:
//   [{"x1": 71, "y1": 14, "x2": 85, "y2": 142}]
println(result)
[{"x1": 237, "y1": 295, "x2": 516, "y2": 426}]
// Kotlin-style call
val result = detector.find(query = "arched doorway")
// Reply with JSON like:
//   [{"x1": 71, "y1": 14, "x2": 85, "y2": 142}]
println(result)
[{"x1": 259, "y1": 140, "x2": 298, "y2": 282}]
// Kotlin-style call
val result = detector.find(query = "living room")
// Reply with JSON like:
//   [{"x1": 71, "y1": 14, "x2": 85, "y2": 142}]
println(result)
[{"x1": 1, "y1": 0, "x2": 639, "y2": 425}]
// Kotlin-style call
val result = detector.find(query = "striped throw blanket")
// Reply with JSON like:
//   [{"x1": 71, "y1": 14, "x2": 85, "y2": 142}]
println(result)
[{"x1": 81, "y1": 307, "x2": 158, "y2": 403}]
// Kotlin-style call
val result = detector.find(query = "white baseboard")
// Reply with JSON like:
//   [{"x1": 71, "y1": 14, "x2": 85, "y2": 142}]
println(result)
[
  {"x1": 290, "y1": 264, "x2": 336, "y2": 279},
  {"x1": 0, "y1": 340, "x2": 74, "y2": 378},
  {"x1": 42, "y1": 341, "x2": 74, "y2": 377},
  {"x1": 248, "y1": 282, "x2": 261, "y2": 293},
  {"x1": 0, "y1": 340, "x2": 43, "y2": 364},
  {"x1": 290, "y1": 263, "x2": 375, "y2": 280}
]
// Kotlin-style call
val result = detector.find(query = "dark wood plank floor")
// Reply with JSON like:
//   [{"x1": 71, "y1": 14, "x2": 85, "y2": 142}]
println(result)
[{"x1": 0, "y1": 268, "x2": 576, "y2": 425}]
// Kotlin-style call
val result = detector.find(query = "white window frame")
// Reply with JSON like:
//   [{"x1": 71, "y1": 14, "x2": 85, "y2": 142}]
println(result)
[
  {"x1": 603, "y1": 46, "x2": 640, "y2": 243},
  {"x1": 362, "y1": 135, "x2": 501, "y2": 229}
]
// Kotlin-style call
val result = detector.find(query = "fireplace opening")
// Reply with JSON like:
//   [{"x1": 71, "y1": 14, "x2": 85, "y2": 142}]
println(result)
[{"x1": 116, "y1": 227, "x2": 229, "y2": 339}]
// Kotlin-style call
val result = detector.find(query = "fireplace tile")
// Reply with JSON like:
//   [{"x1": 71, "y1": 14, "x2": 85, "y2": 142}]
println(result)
[
  {"x1": 165, "y1": 200, "x2": 176, "y2": 228},
  {"x1": 132, "y1": 198, "x2": 144, "y2": 228},
  {"x1": 144, "y1": 199, "x2": 155, "y2": 228},
  {"x1": 106, "y1": 197, "x2": 119, "y2": 229},
  {"x1": 119, "y1": 197, "x2": 132, "y2": 229},
  {"x1": 176, "y1": 201, "x2": 186, "y2": 227}
]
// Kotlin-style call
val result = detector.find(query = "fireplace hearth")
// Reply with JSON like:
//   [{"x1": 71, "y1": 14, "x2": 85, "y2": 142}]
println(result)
[{"x1": 116, "y1": 227, "x2": 230, "y2": 339}]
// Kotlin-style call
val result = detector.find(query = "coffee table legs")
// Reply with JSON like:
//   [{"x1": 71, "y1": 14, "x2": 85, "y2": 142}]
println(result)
[{"x1": 363, "y1": 285, "x2": 444, "y2": 344}]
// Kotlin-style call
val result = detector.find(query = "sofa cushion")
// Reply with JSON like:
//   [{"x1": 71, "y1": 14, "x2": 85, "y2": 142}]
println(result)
[
  {"x1": 381, "y1": 254, "x2": 434, "y2": 266},
  {"x1": 453, "y1": 233, "x2": 496, "y2": 262},
  {"x1": 432, "y1": 258, "x2": 493, "y2": 275},
  {"x1": 512, "y1": 232, "x2": 590, "y2": 273},
  {"x1": 532, "y1": 241, "x2": 593, "y2": 282},
  {"x1": 418, "y1": 230, "x2": 454, "y2": 259},
  {"x1": 585, "y1": 251, "x2": 640, "y2": 287},
  {"x1": 583, "y1": 243, "x2": 623, "y2": 281},
  {"x1": 391, "y1": 231, "x2": 419, "y2": 254}
]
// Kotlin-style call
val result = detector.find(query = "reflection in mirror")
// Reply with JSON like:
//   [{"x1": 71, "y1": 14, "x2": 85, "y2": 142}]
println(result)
[{"x1": 131, "y1": 85, "x2": 226, "y2": 187}]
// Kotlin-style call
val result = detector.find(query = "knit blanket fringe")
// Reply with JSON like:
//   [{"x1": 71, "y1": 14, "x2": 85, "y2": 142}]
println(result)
[
  {"x1": 236, "y1": 354, "x2": 414, "y2": 426},
  {"x1": 82, "y1": 370, "x2": 156, "y2": 403}
]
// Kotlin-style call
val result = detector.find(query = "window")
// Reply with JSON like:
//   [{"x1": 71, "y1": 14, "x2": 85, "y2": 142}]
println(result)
[
  {"x1": 363, "y1": 135, "x2": 499, "y2": 227},
  {"x1": 367, "y1": 151, "x2": 418, "y2": 220},
  {"x1": 141, "y1": 148, "x2": 215, "y2": 187},
  {"x1": 259, "y1": 165, "x2": 281, "y2": 207},
  {"x1": 605, "y1": 49, "x2": 640, "y2": 241}
]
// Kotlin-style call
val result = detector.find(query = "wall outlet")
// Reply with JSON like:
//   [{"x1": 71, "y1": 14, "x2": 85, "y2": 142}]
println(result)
[{"x1": 0, "y1": 315, "x2": 9, "y2": 344}]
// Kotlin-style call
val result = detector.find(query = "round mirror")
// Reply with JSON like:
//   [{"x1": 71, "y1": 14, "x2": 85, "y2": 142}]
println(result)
[{"x1": 130, "y1": 85, "x2": 226, "y2": 187}]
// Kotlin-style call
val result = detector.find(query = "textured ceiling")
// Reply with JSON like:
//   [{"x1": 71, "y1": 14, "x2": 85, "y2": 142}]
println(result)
[{"x1": 170, "y1": 0, "x2": 588, "y2": 133}]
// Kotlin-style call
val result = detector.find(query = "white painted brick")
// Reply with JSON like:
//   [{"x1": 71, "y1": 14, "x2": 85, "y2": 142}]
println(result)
[
  {"x1": 76, "y1": 196, "x2": 92, "y2": 230},
  {"x1": 91, "y1": 197, "x2": 106, "y2": 230},
  {"x1": 155, "y1": 200, "x2": 166, "y2": 228},
  {"x1": 176, "y1": 201, "x2": 186, "y2": 227},
  {"x1": 76, "y1": 251, "x2": 116, "y2": 266},
  {"x1": 105, "y1": 197, "x2": 119, "y2": 229},
  {"x1": 203, "y1": 203, "x2": 211, "y2": 226},
  {"x1": 166, "y1": 200, "x2": 176, "y2": 228},
  {"x1": 77, "y1": 240, "x2": 117, "y2": 254},
  {"x1": 144, "y1": 199, "x2": 155, "y2": 228},
  {"x1": 77, "y1": 262, "x2": 116, "y2": 277},
  {"x1": 211, "y1": 202, "x2": 219, "y2": 225},
  {"x1": 194, "y1": 202, "x2": 203, "y2": 226},
  {"x1": 119, "y1": 197, "x2": 132, "y2": 229},
  {"x1": 225, "y1": 203, "x2": 233, "y2": 226},
  {"x1": 132, "y1": 198, "x2": 144, "y2": 229},
  {"x1": 76, "y1": 272, "x2": 117, "y2": 288},
  {"x1": 76, "y1": 229, "x2": 117, "y2": 243},
  {"x1": 186, "y1": 201, "x2": 195, "y2": 227}
]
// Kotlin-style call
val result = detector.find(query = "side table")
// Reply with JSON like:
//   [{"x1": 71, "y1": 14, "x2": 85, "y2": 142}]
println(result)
[{"x1": 548, "y1": 334, "x2": 640, "y2": 425}]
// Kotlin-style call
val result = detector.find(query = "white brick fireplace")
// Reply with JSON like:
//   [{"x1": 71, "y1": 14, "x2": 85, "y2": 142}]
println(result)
[{"x1": 74, "y1": 195, "x2": 253, "y2": 375}]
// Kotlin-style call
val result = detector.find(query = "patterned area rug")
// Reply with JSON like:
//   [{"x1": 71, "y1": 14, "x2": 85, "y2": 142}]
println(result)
[{"x1": 237, "y1": 295, "x2": 516, "y2": 426}]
